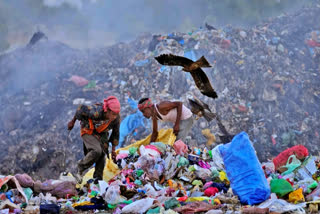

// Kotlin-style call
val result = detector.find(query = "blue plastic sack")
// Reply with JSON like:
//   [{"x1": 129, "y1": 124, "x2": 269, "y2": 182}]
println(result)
[{"x1": 219, "y1": 132, "x2": 270, "y2": 205}]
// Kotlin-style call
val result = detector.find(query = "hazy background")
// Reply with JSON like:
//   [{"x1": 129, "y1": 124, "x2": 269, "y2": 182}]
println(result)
[{"x1": 0, "y1": 0, "x2": 315, "y2": 52}]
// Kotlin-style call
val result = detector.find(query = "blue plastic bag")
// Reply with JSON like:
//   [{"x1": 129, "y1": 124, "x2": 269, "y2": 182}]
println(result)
[{"x1": 219, "y1": 132, "x2": 270, "y2": 205}]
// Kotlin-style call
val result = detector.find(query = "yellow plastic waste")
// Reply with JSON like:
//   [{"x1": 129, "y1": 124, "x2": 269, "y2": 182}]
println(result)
[
  {"x1": 236, "y1": 60, "x2": 244, "y2": 65},
  {"x1": 117, "y1": 128, "x2": 176, "y2": 154},
  {"x1": 219, "y1": 171, "x2": 229, "y2": 184},
  {"x1": 213, "y1": 198, "x2": 221, "y2": 205},
  {"x1": 81, "y1": 129, "x2": 176, "y2": 186},
  {"x1": 201, "y1": 129, "x2": 216, "y2": 147},
  {"x1": 288, "y1": 188, "x2": 305, "y2": 204},
  {"x1": 72, "y1": 201, "x2": 94, "y2": 207},
  {"x1": 186, "y1": 197, "x2": 211, "y2": 202}
]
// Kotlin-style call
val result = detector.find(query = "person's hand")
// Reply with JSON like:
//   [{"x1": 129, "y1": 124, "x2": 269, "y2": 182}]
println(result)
[
  {"x1": 150, "y1": 132, "x2": 158, "y2": 143},
  {"x1": 67, "y1": 120, "x2": 75, "y2": 130},
  {"x1": 111, "y1": 148, "x2": 117, "y2": 163},
  {"x1": 173, "y1": 125, "x2": 179, "y2": 136}
]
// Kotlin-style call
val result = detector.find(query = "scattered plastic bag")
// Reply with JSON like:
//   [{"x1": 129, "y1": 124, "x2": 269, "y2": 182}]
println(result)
[
  {"x1": 270, "y1": 179, "x2": 294, "y2": 197},
  {"x1": 40, "y1": 204, "x2": 60, "y2": 214},
  {"x1": 173, "y1": 140, "x2": 188, "y2": 155},
  {"x1": 296, "y1": 156, "x2": 317, "y2": 181},
  {"x1": 164, "y1": 198, "x2": 180, "y2": 210},
  {"x1": 129, "y1": 147, "x2": 138, "y2": 156},
  {"x1": 121, "y1": 198, "x2": 154, "y2": 213},
  {"x1": 273, "y1": 145, "x2": 308, "y2": 171},
  {"x1": 289, "y1": 188, "x2": 305, "y2": 204},
  {"x1": 177, "y1": 156, "x2": 189, "y2": 167},
  {"x1": 258, "y1": 195, "x2": 306, "y2": 213},
  {"x1": 69, "y1": 75, "x2": 89, "y2": 87},
  {"x1": 104, "y1": 184, "x2": 126, "y2": 204},
  {"x1": 281, "y1": 155, "x2": 302, "y2": 175},
  {"x1": 151, "y1": 142, "x2": 166, "y2": 154},
  {"x1": 140, "y1": 145, "x2": 161, "y2": 159},
  {"x1": 210, "y1": 145, "x2": 225, "y2": 171}
]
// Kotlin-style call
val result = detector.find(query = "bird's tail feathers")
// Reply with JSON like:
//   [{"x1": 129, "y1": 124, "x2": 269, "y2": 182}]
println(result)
[
  {"x1": 203, "y1": 111, "x2": 216, "y2": 122},
  {"x1": 196, "y1": 56, "x2": 211, "y2": 68}
]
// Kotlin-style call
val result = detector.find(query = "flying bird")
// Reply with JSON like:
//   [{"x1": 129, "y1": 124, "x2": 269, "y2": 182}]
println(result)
[
  {"x1": 28, "y1": 31, "x2": 48, "y2": 47},
  {"x1": 205, "y1": 22, "x2": 217, "y2": 31},
  {"x1": 188, "y1": 96, "x2": 216, "y2": 122},
  {"x1": 155, "y1": 54, "x2": 218, "y2": 99}
]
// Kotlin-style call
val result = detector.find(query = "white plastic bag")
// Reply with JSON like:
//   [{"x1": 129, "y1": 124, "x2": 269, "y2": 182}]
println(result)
[
  {"x1": 121, "y1": 198, "x2": 154, "y2": 213},
  {"x1": 258, "y1": 194, "x2": 306, "y2": 213},
  {"x1": 139, "y1": 145, "x2": 161, "y2": 159},
  {"x1": 98, "y1": 180, "x2": 109, "y2": 195},
  {"x1": 210, "y1": 145, "x2": 225, "y2": 171},
  {"x1": 104, "y1": 184, "x2": 126, "y2": 204}
]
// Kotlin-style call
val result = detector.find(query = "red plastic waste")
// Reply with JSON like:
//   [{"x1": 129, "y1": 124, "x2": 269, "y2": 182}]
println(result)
[
  {"x1": 204, "y1": 187, "x2": 219, "y2": 197},
  {"x1": 273, "y1": 145, "x2": 308, "y2": 171}
]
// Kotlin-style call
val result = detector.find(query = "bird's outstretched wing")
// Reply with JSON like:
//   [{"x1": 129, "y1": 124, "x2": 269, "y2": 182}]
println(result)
[
  {"x1": 190, "y1": 68, "x2": 218, "y2": 99},
  {"x1": 155, "y1": 54, "x2": 194, "y2": 67}
]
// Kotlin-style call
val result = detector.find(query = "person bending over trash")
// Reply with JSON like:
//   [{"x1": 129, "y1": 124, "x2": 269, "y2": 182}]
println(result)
[
  {"x1": 67, "y1": 96, "x2": 120, "y2": 182},
  {"x1": 138, "y1": 98, "x2": 193, "y2": 143}
]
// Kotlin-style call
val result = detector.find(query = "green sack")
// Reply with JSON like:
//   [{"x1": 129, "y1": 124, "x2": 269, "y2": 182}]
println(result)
[{"x1": 270, "y1": 179, "x2": 294, "y2": 197}]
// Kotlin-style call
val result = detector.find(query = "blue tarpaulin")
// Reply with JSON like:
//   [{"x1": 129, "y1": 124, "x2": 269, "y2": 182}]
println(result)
[{"x1": 118, "y1": 98, "x2": 147, "y2": 148}]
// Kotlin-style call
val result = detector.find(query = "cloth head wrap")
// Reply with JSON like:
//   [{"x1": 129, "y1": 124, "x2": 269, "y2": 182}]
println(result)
[
  {"x1": 103, "y1": 96, "x2": 120, "y2": 113},
  {"x1": 138, "y1": 98, "x2": 153, "y2": 111}
]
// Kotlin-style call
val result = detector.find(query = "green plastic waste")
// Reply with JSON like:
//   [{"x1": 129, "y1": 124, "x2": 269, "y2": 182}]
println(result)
[
  {"x1": 178, "y1": 156, "x2": 189, "y2": 167},
  {"x1": 84, "y1": 80, "x2": 96, "y2": 89},
  {"x1": 129, "y1": 147, "x2": 138, "y2": 155},
  {"x1": 307, "y1": 181, "x2": 318, "y2": 193},
  {"x1": 23, "y1": 188, "x2": 33, "y2": 200},
  {"x1": 0, "y1": 184, "x2": 8, "y2": 192},
  {"x1": 147, "y1": 207, "x2": 161, "y2": 214},
  {"x1": 208, "y1": 150, "x2": 213, "y2": 159},
  {"x1": 192, "y1": 180, "x2": 203, "y2": 186},
  {"x1": 122, "y1": 200, "x2": 133, "y2": 204},
  {"x1": 151, "y1": 142, "x2": 166, "y2": 154},
  {"x1": 108, "y1": 204, "x2": 117, "y2": 209},
  {"x1": 135, "y1": 169, "x2": 144, "y2": 177},
  {"x1": 134, "y1": 180, "x2": 142, "y2": 186},
  {"x1": 281, "y1": 155, "x2": 301, "y2": 176},
  {"x1": 164, "y1": 198, "x2": 180, "y2": 210},
  {"x1": 270, "y1": 179, "x2": 294, "y2": 197},
  {"x1": 188, "y1": 165, "x2": 196, "y2": 172},
  {"x1": 211, "y1": 169, "x2": 219, "y2": 178}
]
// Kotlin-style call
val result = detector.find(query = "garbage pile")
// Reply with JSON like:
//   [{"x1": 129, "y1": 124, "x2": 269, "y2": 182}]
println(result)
[
  {"x1": 0, "y1": 4, "x2": 319, "y2": 181},
  {"x1": 1, "y1": 131, "x2": 320, "y2": 213}
]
